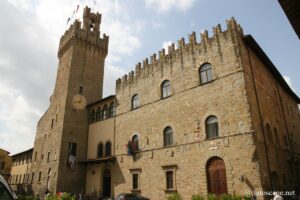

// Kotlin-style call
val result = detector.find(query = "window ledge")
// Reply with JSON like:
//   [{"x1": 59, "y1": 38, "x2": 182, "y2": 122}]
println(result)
[
  {"x1": 161, "y1": 95, "x2": 172, "y2": 100},
  {"x1": 131, "y1": 189, "x2": 141, "y2": 193},
  {"x1": 164, "y1": 189, "x2": 177, "y2": 194},
  {"x1": 200, "y1": 79, "x2": 215, "y2": 86}
]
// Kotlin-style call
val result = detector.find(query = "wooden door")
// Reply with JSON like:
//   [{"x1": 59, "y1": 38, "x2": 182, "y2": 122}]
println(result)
[
  {"x1": 207, "y1": 157, "x2": 228, "y2": 195},
  {"x1": 102, "y1": 169, "x2": 111, "y2": 197}
]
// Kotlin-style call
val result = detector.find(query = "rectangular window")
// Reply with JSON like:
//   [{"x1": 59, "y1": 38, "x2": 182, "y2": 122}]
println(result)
[
  {"x1": 162, "y1": 164, "x2": 177, "y2": 191},
  {"x1": 47, "y1": 152, "x2": 50, "y2": 162},
  {"x1": 0, "y1": 161, "x2": 4, "y2": 170},
  {"x1": 31, "y1": 172, "x2": 34, "y2": 183},
  {"x1": 132, "y1": 173, "x2": 139, "y2": 190},
  {"x1": 51, "y1": 119, "x2": 54, "y2": 128},
  {"x1": 79, "y1": 86, "x2": 83, "y2": 94},
  {"x1": 34, "y1": 152, "x2": 37, "y2": 161},
  {"x1": 38, "y1": 172, "x2": 42, "y2": 182},
  {"x1": 130, "y1": 168, "x2": 141, "y2": 191},
  {"x1": 166, "y1": 171, "x2": 174, "y2": 189},
  {"x1": 67, "y1": 142, "x2": 77, "y2": 169}
]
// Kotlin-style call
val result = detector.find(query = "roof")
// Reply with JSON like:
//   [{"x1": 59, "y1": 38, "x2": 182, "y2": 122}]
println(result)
[
  {"x1": 278, "y1": 0, "x2": 300, "y2": 39},
  {"x1": 0, "y1": 148, "x2": 10, "y2": 154},
  {"x1": 243, "y1": 35, "x2": 300, "y2": 103},
  {"x1": 11, "y1": 148, "x2": 33, "y2": 158},
  {"x1": 87, "y1": 95, "x2": 115, "y2": 108}
]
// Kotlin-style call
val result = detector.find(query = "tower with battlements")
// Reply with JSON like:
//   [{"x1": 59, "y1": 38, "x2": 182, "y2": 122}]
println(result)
[{"x1": 30, "y1": 6, "x2": 108, "y2": 195}]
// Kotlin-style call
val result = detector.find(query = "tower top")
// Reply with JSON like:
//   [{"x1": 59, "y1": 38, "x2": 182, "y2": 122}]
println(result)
[
  {"x1": 57, "y1": 6, "x2": 108, "y2": 59},
  {"x1": 83, "y1": 6, "x2": 102, "y2": 34}
]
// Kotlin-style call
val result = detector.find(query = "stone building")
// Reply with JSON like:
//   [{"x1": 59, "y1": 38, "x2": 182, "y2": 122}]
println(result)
[
  {"x1": 0, "y1": 148, "x2": 12, "y2": 181},
  {"x1": 9, "y1": 148, "x2": 33, "y2": 194},
  {"x1": 24, "y1": 6, "x2": 300, "y2": 199}
]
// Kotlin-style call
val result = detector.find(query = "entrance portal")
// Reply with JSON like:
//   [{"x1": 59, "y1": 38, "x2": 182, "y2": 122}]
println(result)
[
  {"x1": 206, "y1": 157, "x2": 228, "y2": 195},
  {"x1": 102, "y1": 169, "x2": 111, "y2": 198}
]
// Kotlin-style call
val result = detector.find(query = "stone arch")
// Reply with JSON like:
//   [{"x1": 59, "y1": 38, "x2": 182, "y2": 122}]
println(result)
[{"x1": 199, "y1": 150, "x2": 234, "y2": 195}]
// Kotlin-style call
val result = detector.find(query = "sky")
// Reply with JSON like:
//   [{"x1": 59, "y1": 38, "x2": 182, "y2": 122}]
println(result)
[{"x1": 0, "y1": 0, "x2": 299, "y2": 154}]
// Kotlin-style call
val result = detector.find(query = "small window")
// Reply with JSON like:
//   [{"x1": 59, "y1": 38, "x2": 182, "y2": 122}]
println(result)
[
  {"x1": 199, "y1": 63, "x2": 212, "y2": 84},
  {"x1": 163, "y1": 126, "x2": 173, "y2": 147},
  {"x1": 31, "y1": 173, "x2": 34, "y2": 183},
  {"x1": 34, "y1": 152, "x2": 37, "y2": 161},
  {"x1": 90, "y1": 109, "x2": 95, "y2": 123},
  {"x1": 161, "y1": 80, "x2": 171, "y2": 98},
  {"x1": 166, "y1": 171, "x2": 174, "y2": 190},
  {"x1": 102, "y1": 105, "x2": 108, "y2": 120},
  {"x1": 105, "y1": 141, "x2": 111, "y2": 157},
  {"x1": 109, "y1": 102, "x2": 115, "y2": 117},
  {"x1": 67, "y1": 142, "x2": 77, "y2": 169},
  {"x1": 132, "y1": 173, "x2": 139, "y2": 190},
  {"x1": 206, "y1": 116, "x2": 219, "y2": 139},
  {"x1": 95, "y1": 108, "x2": 101, "y2": 121},
  {"x1": 47, "y1": 152, "x2": 50, "y2": 162},
  {"x1": 38, "y1": 172, "x2": 42, "y2": 182},
  {"x1": 51, "y1": 119, "x2": 54, "y2": 129},
  {"x1": 79, "y1": 86, "x2": 83, "y2": 94},
  {"x1": 0, "y1": 161, "x2": 5, "y2": 170},
  {"x1": 97, "y1": 143, "x2": 103, "y2": 158},
  {"x1": 132, "y1": 94, "x2": 139, "y2": 110}
]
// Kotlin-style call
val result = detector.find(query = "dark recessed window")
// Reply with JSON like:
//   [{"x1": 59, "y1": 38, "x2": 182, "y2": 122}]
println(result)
[
  {"x1": 163, "y1": 126, "x2": 173, "y2": 147},
  {"x1": 199, "y1": 63, "x2": 212, "y2": 84},
  {"x1": 79, "y1": 86, "x2": 83, "y2": 94},
  {"x1": 161, "y1": 80, "x2": 171, "y2": 98},
  {"x1": 132, "y1": 94, "x2": 139, "y2": 110},
  {"x1": 96, "y1": 107, "x2": 101, "y2": 121},
  {"x1": 105, "y1": 141, "x2": 111, "y2": 157},
  {"x1": 97, "y1": 143, "x2": 103, "y2": 158},
  {"x1": 132, "y1": 173, "x2": 139, "y2": 190},
  {"x1": 206, "y1": 115, "x2": 219, "y2": 139},
  {"x1": 38, "y1": 172, "x2": 42, "y2": 182},
  {"x1": 90, "y1": 109, "x2": 95, "y2": 123},
  {"x1": 109, "y1": 102, "x2": 115, "y2": 117},
  {"x1": 166, "y1": 171, "x2": 174, "y2": 190}
]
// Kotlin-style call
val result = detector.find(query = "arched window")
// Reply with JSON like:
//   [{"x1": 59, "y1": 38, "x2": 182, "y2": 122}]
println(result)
[
  {"x1": 90, "y1": 109, "x2": 95, "y2": 123},
  {"x1": 161, "y1": 80, "x2": 171, "y2": 98},
  {"x1": 97, "y1": 143, "x2": 104, "y2": 158},
  {"x1": 206, "y1": 116, "x2": 219, "y2": 139},
  {"x1": 163, "y1": 126, "x2": 173, "y2": 146},
  {"x1": 132, "y1": 94, "x2": 139, "y2": 110},
  {"x1": 109, "y1": 102, "x2": 115, "y2": 117},
  {"x1": 96, "y1": 107, "x2": 101, "y2": 121},
  {"x1": 102, "y1": 105, "x2": 108, "y2": 120},
  {"x1": 105, "y1": 141, "x2": 111, "y2": 157},
  {"x1": 266, "y1": 123, "x2": 273, "y2": 143},
  {"x1": 132, "y1": 135, "x2": 139, "y2": 152},
  {"x1": 199, "y1": 63, "x2": 212, "y2": 84}
]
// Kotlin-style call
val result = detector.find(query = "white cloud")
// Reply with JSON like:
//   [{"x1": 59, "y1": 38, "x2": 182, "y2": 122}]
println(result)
[
  {"x1": 145, "y1": 0, "x2": 197, "y2": 12},
  {"x1": 0, "y1": 0, "x2": 142, "y2": 154},
  {"x1": 284, "y1": 76, "x2": 296, "y2": 92}
]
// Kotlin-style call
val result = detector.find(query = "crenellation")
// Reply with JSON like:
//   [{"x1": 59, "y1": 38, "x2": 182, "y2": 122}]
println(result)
[
  {"x1": 188, "y1": 31, "x2": 197, "y2": 45},
  {"x1": 116, "y1": 18, "x2": 245, "y2": 91}
]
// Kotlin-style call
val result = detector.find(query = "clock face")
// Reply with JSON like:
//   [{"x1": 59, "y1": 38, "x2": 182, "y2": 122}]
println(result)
[{"x1": 72, "y1": 94, "x2": 87, "y2": 110}]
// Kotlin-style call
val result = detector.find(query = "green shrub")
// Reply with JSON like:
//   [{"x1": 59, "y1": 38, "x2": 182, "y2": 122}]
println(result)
[
  {"x1": 207, "y1": 194, "x2": 217, "y2": 200},
  {"x1": 243, "y1": 195, "x2": 252, "y2": 200},
  {"x1": 191, "y1": 194, "x2": 205, "y2": 200},
  {"x1": 220, "y1": 194, "x2": 233, "y2": 200},
  {"x1": 167, "y1": 193, "x2": 182, "y2": 200},
  {"x1": 232, "y1": 194, "x2": 243, "y2": 200}
]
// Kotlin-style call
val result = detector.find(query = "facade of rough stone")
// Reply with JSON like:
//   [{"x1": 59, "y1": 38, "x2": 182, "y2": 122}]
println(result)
[
  {"x1": 9, "y1": 148, "x2": 33, "y2": 194},
  {"x1": 0, "y1": 148, "x2": 12, "y2": 181},
  {"x1": 17, "y1": 6, "x2": 299, "y2": 200}
]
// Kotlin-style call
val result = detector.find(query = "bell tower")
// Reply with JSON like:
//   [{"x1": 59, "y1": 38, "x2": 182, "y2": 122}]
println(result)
[{"x1": 31, "y1": 6, "x2": 108, "y2": 195}]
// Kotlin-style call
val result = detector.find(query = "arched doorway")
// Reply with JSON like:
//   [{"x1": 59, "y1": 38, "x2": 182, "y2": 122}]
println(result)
[
  {"x1": 102, "y1": 169, "x2": 111, "y2": 198},
  {"x1": 206, "y1": 157, "x2": 228, "y2": 195}
]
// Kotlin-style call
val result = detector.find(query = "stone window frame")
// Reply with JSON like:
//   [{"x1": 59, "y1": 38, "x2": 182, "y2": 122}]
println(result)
[
  {"x1": 105, "y1": 141, "x2": 112, "y2": 157},
  {"x1": 205, "y1": 115, "x2": 219, "y2": 139},
  {"x1": 161, "y1": 80, "x2": 172, "y2": 99},
  {"x1": 131, "y1": 94, "x2": 140, "y2": 110},
  {"x1": 162, "y1": 164, "x2": 178, "y2": 193},
  {"x1": 102, "y1": 104, "x2": 108, "y2": 120},
  {"x1": 163, "y1": 126, "x2": 174, "y2": 147},
  {"x1": 199, "y1": 63, "x2": 213, "y2": 85},
  {"x1": 130, "y1": 168, "x2": 141, "y2": 192}
]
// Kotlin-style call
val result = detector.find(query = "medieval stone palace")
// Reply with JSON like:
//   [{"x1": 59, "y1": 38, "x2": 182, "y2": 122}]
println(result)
[{"x1": 9, "y1": 6, "x2": 300, "y2": 200}]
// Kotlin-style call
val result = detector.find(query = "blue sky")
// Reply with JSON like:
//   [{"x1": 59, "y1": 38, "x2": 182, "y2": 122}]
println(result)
[{"x1": 0, "y1": 0, "x2": 299, "y2": 154}]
